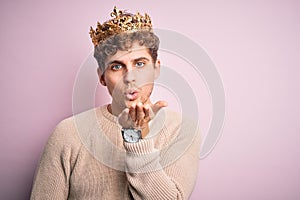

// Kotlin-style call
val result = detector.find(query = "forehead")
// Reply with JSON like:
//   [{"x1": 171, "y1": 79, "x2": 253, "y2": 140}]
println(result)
[{"x1": 105, "y1": 42, "x2": 152, "y2": 64}]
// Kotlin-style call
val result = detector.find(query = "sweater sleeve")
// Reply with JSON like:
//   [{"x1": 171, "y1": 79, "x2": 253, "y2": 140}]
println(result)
[
  {"x1": 123, "y1": 118, "x2": 201, "y2": 200},
  {"x1": 30, "y1": 119, "x2": 81, "y2": 200}
]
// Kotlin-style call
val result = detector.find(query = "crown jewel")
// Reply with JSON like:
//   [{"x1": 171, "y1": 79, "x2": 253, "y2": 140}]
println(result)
[{"x1": 89, "y1": 6, "x2": 152, "y2": 47}]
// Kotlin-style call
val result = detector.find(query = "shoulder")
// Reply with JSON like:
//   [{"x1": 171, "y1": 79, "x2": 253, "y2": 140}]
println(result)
[
  {"x1": 46, "y1": 116, "x2": 80, "y2": 153},
  {"x1": 153, "y1": 109, "x2": 201, "y2": 166},
  {"x1": 48, "y1": 107, "x2": 103, "y2": 149},
  {"x1": 160, "y1": 108, "x2": 201, "y2": 150},
  {"x1": 152, "y1": 108, "x2": 200, "y2": 144},
  {"x1": 156, "y1": 108, "x2": 197, "y2": 132}
]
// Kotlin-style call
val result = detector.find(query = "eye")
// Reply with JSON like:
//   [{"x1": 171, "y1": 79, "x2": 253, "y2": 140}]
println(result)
[
  {"x1": 111, "y1": 64, "x2": 122, "y2": 71},
  {"x1": 135, "y1": 61, "x2": 145, "y2": 68}
]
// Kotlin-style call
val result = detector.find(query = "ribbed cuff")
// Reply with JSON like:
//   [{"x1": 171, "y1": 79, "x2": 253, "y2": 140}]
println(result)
[
  {"x1": 124, "y1": 139, "x2": 162, "y2": 173},
  {"x1": 123, "y1": 139, "x2": 155, "y2": 155}
]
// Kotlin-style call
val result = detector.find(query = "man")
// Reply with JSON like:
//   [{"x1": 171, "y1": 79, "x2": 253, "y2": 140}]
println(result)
[{"x1": 31, "y1": 7, "x2": 200, "y2": 200}]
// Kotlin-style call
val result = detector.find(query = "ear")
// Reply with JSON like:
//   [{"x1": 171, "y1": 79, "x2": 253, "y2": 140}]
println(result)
[
  {"x1": 154, "y1": 59, "x2": 160, "y2": 79},
  {"x1": 97, "y1": 68, "x2": 106, "y2": 86}
]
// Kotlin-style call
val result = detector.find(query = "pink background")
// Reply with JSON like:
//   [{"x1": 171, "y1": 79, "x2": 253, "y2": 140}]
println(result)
[{"x1": 1, "y1": 0, "x2": 300, "y2": 199}]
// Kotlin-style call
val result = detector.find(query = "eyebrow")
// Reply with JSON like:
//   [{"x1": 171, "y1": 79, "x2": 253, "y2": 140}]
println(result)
[
  {"x1": 107, "y1": 57, "x2": 150, "y2": 66},
  {"x1": 133, "y1": 57, "x2": 150, "y2": 62},
  {"x1": 107, "y1": 60, "x2": 124, "y2": 66}
]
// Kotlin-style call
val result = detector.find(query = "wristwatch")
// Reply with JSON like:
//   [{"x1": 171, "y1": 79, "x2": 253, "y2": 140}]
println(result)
[{"x1": 121, "y1": 128, "x2": 142, "y2": 143}]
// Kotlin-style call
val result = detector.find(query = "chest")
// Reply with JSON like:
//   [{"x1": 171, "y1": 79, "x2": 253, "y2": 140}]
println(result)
[{"x1": 68, "y1": 149, "x2": 131, "y2": 200}]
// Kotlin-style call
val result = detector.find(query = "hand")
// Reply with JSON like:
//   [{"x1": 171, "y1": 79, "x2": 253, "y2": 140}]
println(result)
[{"x1": 118, "y1": 101, "x2": 168, "y2": 138}]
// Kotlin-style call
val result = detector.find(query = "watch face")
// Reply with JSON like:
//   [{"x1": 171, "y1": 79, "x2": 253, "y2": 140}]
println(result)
[{"x1": 122, "y1": 128, "x2": 141, "y2": 143}]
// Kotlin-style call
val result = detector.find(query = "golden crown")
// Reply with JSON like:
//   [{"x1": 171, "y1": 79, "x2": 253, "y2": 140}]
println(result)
[{"x1": 89, "y1": 6, "x2": 152, "y2": 47}]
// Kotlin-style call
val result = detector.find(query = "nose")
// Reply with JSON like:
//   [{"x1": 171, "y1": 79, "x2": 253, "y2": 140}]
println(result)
[{"x1": 123, "y1": 65, "x2": 136, "y2": 84}]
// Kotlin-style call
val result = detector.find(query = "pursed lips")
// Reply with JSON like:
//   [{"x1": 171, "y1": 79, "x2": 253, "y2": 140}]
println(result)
[{"x1": 124, "y1": 88, "x2": 139, "y2": 101}]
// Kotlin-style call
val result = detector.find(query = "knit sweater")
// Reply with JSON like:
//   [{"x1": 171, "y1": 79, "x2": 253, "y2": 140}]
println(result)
[{"x1": 30, "y1": 105, "x2": 201, "y2": 200}]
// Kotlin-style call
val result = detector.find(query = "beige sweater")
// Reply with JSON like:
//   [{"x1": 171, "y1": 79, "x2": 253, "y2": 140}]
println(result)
[{"x1": 31, "y1": 105, "x2": 200, "y2": 200}]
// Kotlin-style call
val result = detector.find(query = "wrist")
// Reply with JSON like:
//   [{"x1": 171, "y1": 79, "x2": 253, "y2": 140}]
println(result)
[
  {"x1": 121, "y1": 127, "x2": 141, "y2": 143},
  {"x1": 140, "y1": 123, "x2": 149, "y2": 138},
  {"x1": 121, "y1": 123, "x2": 149, "y2": 143}
]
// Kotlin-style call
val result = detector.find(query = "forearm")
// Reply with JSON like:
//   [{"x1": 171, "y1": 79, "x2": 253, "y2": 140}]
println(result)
[
  {"x1": 123, "y1": 138, "x2": 199, "y2": 200},
  {"x1": 127, "y1": 168, "x2": 184, "y2": 200}
]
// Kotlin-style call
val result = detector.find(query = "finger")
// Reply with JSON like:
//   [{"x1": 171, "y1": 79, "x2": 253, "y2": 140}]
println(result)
[
  {"x1": 129, "y1": 103, "x2": 136, "y2": 122},
  {"x1": 152, "y1": 100, "x2": 168, "y2": 114},
  {"x1": 144, "y1": 104, "x2": 150, "y2": 120},
  {"x1": 136, "y1": 102, "x2": 145, "y2": 121}
]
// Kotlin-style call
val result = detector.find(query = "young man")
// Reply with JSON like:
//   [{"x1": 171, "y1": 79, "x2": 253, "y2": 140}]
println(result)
[{"x1": 31, "y1": 7, "x2": 200, "y2": 200}]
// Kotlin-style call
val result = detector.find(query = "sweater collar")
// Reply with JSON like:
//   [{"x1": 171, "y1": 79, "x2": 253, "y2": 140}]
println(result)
[{"x1": 99, "y1": 104, "x2": 119, "y2": 123}]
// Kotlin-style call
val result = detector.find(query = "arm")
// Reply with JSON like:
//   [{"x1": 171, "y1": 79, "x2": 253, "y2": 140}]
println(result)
[
  {"x1": 30, "y1": 119, "x2": 80, "y2": 200},
  {"x1": 122, "y1": 111, "x2": 201, "y2": 200}
]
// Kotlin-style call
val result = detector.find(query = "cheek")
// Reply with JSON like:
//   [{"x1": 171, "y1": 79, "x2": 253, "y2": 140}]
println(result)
[
  {"x1": 140, "y1": 84, "x2": 154, "y2": 103},
  {"x1": 137, "y1": 69, "x2": 155, "y2": 85},
  {"x1": 105, "y1": 76, "x2": 124, "y2": 94},
  {"x1": 142, "y1": 83, "x2": 154, "y2": 96}
]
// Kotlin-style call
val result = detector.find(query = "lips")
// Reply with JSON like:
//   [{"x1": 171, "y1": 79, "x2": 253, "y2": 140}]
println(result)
[{"x1": 124, "y1": 89, "x2": 139, "y2": 101}]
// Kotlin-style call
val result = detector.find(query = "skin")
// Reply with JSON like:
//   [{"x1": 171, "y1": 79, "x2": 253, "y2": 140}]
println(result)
[{"x1": 98, "y1": 42, "x2": 167, "y2": 137}]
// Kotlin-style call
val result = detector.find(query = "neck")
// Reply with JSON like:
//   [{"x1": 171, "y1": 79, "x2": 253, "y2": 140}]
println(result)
[{"x1": 108, "y1": 100, "x2": 129, "y2": 116}]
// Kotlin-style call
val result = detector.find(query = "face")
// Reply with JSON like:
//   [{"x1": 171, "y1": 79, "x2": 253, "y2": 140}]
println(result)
[{"x1": 98, "y1": 42, "x2": 160, "y2": 115}]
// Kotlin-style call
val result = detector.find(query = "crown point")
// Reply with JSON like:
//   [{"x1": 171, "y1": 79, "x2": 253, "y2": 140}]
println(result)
[
  {"x1": 89, "y1": 26, "x2": 95, "y2": 35},
  {"x1": 90, "y1": 7, "x2": 153, "y2": 47}
]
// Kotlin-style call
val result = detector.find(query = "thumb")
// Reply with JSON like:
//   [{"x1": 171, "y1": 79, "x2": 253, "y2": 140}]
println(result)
[{"x1": 152, "y1": 100, "x2": 168, "y2": 114}]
